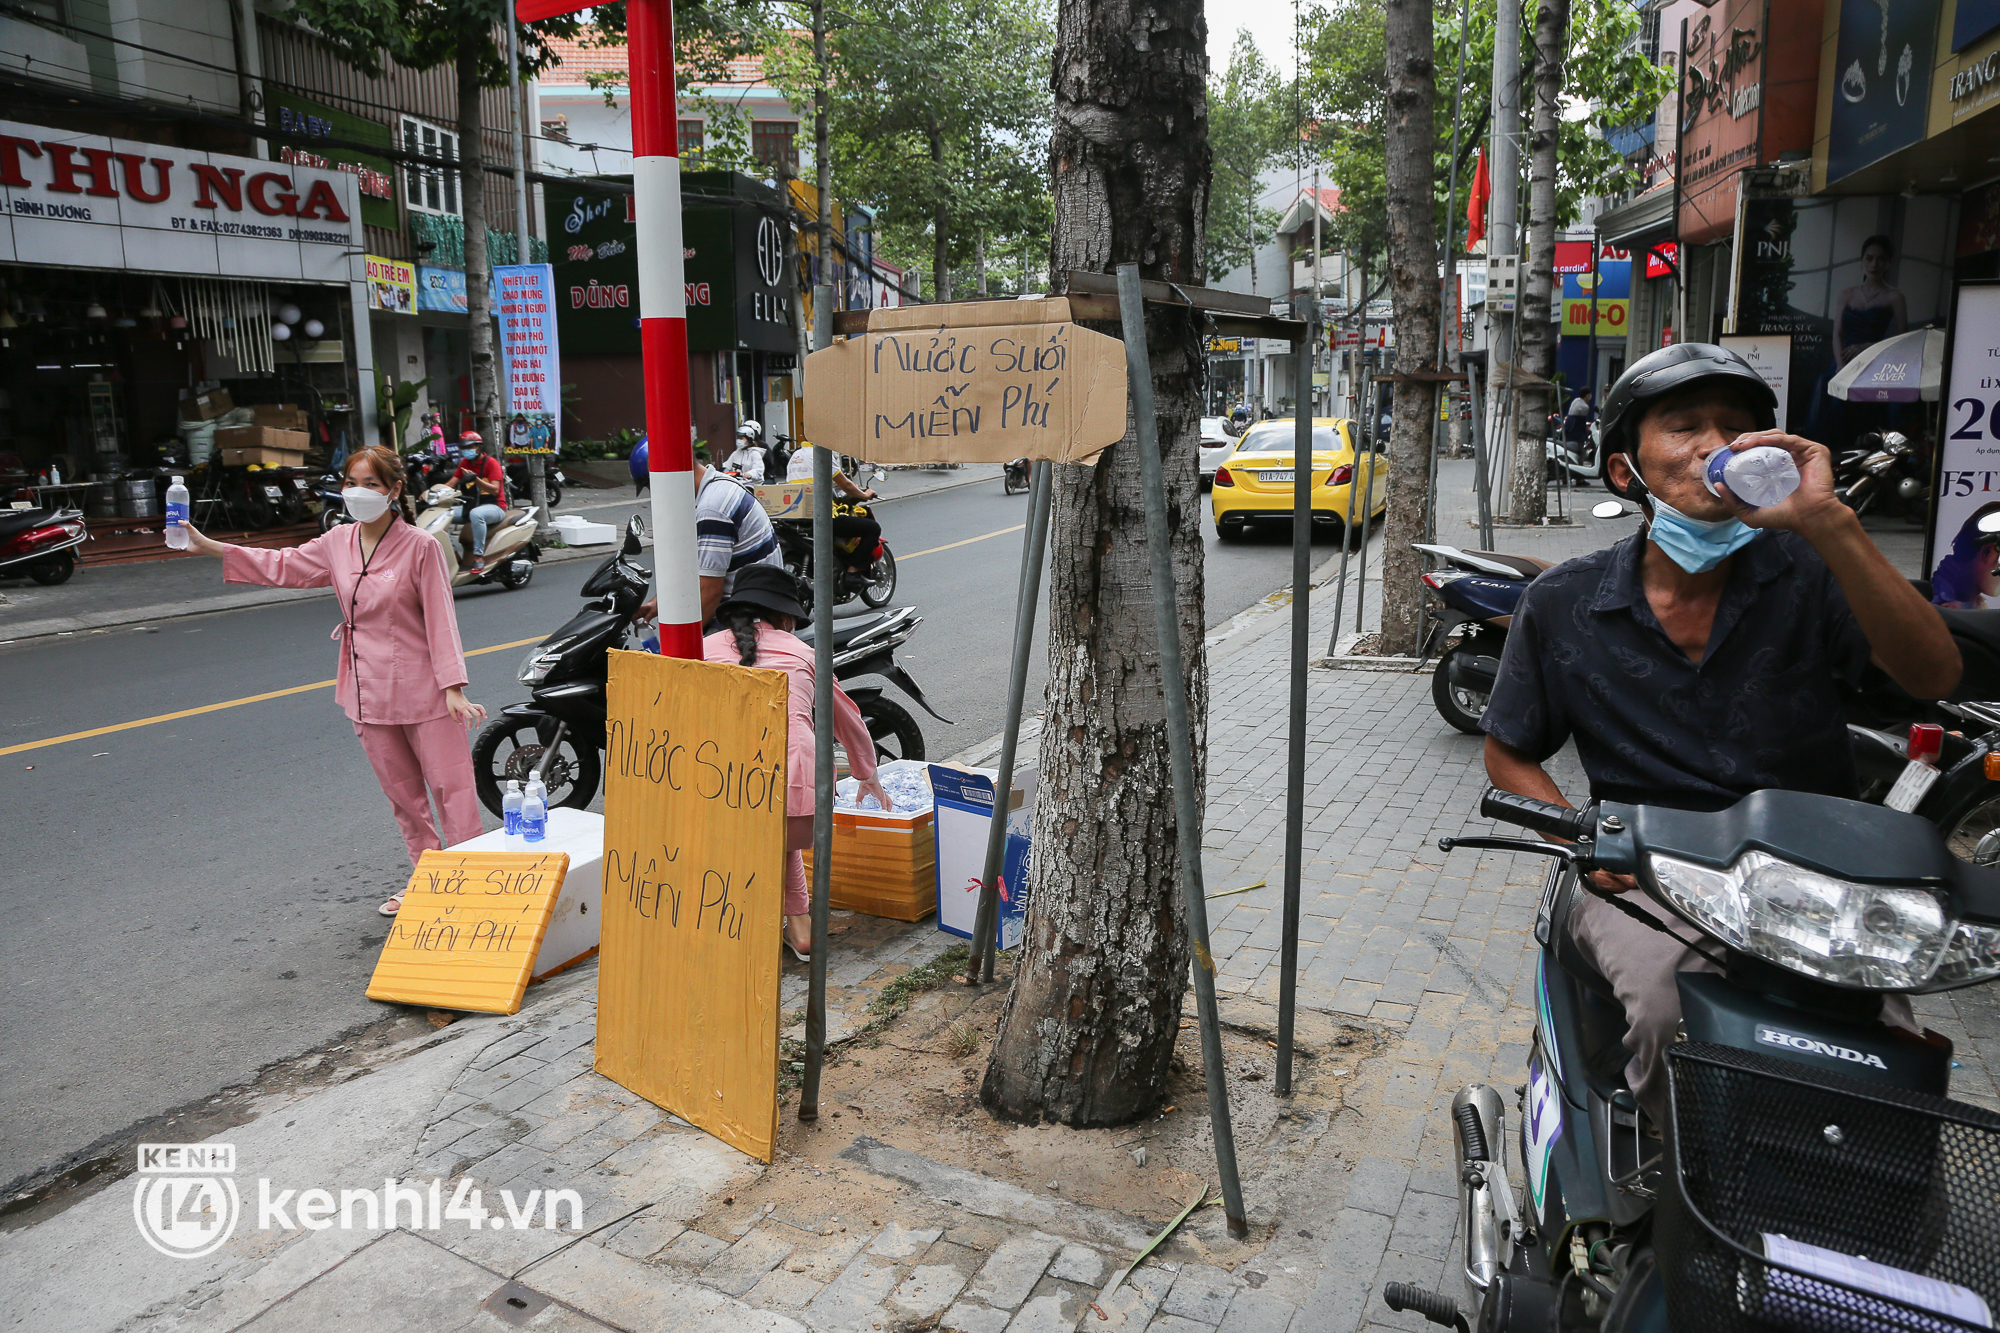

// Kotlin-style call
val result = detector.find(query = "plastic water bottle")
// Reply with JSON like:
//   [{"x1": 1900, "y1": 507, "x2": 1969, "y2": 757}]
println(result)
[
  {"x1": 164, "y1": 476, "x2": 190, "y2": 549},
  {"x1": 1704, "y1": 446, "x2": 1799, "y2": 508},
  {"x1": 502, "y1": 780, "x2": 524, "y2": 839},
  {"x1": 522, "y1": 779, "x2": 547, "y2": 843}
]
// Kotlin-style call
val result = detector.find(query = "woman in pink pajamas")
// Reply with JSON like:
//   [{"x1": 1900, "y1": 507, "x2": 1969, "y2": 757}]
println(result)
[
  {"x1": 179, "y1": 446, "x2": 487, "y2": 914},
  {"x1": 701, "y1": 566, "x2": 889, "y2": 962}
]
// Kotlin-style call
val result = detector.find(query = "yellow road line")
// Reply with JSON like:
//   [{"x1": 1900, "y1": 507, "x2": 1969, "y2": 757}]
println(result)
[
  {"x1": 1, "y1": 635, "x2": 545, "y2": 757},
  {"x1": 897, "y1": 524, "x2": 1025, "y2": 562}
]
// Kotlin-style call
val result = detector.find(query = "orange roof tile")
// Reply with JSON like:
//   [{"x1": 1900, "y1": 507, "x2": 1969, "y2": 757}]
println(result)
[{"x1": 537, "y1": 33, "x2": 769, "y2": 87}]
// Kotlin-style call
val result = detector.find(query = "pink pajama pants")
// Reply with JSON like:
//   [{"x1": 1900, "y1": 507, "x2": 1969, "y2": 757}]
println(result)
[
  {"x1": 786, "y1": 814, "x2": 813, "y2": 916},
  {"x1": 354, "y1": 716, "x2": 485, "y2": 867}
]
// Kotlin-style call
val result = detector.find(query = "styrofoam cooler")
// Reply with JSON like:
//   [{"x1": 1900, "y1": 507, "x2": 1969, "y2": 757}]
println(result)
[
  {"x1": 551, "y1": 514, "x2": 616, "y2": 545},
  {"x1": 930, "y1": 765, "x2": 1036, "y2": 951},
  {"x1": 448, "y1": 807, "x2": 603, "y2": 980}
]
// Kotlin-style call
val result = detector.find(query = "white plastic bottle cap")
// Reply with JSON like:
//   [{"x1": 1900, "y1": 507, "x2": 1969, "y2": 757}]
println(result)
[{"x1": 172, "y1": 475, "x2": 184, "y2": 485}]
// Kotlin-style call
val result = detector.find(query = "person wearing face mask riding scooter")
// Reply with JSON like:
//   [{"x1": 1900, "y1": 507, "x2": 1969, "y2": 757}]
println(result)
[
  {"x1": 175, "y1": 446, "x2": 489, "y2": 916},
  {"x1": 447, "y1": 430, "x2": 509, "y2": 574},
  {"x1": 1480, "y1": 342, "x2": 1960, "y2": 1130}
]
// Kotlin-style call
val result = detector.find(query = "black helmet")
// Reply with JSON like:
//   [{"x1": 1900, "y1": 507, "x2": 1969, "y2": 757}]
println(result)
[
  {"x1": 715, "y1": 563, "x2": 808, "y2": 625},
  {"x1": 1599, "y1": 342, "x2": 1777, "y2": 461}
]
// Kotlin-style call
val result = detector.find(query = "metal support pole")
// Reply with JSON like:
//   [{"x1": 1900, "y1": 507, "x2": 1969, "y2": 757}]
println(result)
[
  {"x1": 1352, "y1": 359, "x2": 1376, "y2": 636},
  {"x1": 1276, "y1": 313, "x2": 1314, "y2": 1099},
  {"x1": 630, "y1": 0, "x2": 700, "y2": 659},
  {"x1": 799, "y1": 287, "x2": 836, "y2": 1121},
  {"x1": 1115, "y1": 264, "x2": 1248, "y2": 1239},
  {"x1": 1468, "y1": 361, "x2": 1495, "y2": 550},
  {"x1": 966, "y1": 458, "x2": 1054, "y2": 985}
]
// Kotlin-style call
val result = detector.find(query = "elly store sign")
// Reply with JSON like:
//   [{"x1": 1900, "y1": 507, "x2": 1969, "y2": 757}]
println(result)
[{"x1": 0, "y1": 120, "x2": 361, "y2": 282}]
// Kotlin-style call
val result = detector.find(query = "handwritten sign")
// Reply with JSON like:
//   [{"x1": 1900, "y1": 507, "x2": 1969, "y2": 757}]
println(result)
[
  {"x1": 802, "y1": 298, "x2": 1128, "y2": 466},
  {"x1": 365, "y1": 851, "x2": 571, "y2": 1014},
  {"x1": 596, "y1": 649, "x2": 788, "y2": 1163}
]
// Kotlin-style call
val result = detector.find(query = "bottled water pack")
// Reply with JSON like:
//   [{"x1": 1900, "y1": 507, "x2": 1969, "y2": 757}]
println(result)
[{"x1": 834, "y1": 761, "x2": 935, "y2": 814}]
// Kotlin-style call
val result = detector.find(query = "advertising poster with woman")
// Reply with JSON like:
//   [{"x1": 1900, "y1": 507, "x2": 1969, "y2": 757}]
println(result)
[
  {"x1": 1931, "y1": 285, "x2": 2000, "y2": 607},
  {"x1": 1735, "y1": 194, "x2": 1953, "y2": 452}
]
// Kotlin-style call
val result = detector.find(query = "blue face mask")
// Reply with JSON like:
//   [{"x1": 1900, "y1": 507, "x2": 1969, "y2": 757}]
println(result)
[{"x1": 1647, "y1": 497, "x2": 1761, "y2": 574}]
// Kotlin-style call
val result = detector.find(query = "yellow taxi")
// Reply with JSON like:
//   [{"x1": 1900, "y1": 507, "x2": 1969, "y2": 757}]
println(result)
[{"x1": 1209, "y1": 417, "x2": 1388, "y2": 541}]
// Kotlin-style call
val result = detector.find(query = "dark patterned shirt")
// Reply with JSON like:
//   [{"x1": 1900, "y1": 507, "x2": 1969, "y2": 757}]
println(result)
[{"x1": 1482, "y1": 529, "x2": 1873, "y2": 813}]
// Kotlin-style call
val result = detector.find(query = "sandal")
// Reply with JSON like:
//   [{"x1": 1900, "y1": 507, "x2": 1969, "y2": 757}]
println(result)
[
  {"x1": 379, "y1": 896, "x2": 403, "y2": 916},
  {"x1": 785, "y1": 940, "x2": 810, "y2": 964}
]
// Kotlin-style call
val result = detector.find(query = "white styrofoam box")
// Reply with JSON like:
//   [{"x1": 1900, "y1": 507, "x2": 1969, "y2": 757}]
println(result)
[
  {"x1": 449, "y1": 807, "x2": 603, "y2": 980},
  {"x1": 551, "y1": 515, "x2": 617, "y2": 545}
]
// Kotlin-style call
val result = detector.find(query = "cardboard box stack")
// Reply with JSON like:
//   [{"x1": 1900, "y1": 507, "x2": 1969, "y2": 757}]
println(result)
[
  {"x1": 800, "y1": 760, "x2": 938, "y2": 921},
  {"x1": 213, "y1": 403, "x2": 309, "y2": 465}
]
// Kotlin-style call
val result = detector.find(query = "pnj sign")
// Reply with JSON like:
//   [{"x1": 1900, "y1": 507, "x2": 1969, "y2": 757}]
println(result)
[{"x1": 0, "y1": 118, "x2": 361, "y2": 282}]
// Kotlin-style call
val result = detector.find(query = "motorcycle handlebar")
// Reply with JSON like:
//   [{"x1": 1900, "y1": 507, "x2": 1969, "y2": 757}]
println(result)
[{"x1": 1479, "y1": 787, "x2": 1597, "y2": 842}]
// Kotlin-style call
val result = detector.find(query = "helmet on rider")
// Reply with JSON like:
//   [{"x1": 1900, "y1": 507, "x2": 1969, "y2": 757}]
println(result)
[
  {"x1": 736, "y1": 421, "x2": 763, "y2": 441},
  {"x1": 1597, "y1": 343, "x2": 1777, "y2": 504}
]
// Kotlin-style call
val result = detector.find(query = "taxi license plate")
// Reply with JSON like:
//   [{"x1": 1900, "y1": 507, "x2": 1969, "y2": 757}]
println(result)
[{"x1": 1261, "y1": 469, "x2": 1295, "y2": 483}]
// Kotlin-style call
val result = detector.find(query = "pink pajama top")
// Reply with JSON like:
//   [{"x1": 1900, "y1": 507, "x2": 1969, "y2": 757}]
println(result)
[
  {"x1": 222, "y1": 520, "x2": 469, "y2": 725},
  {"x1": 702, "y1": 621, "x2": 878, "y2": 818}
]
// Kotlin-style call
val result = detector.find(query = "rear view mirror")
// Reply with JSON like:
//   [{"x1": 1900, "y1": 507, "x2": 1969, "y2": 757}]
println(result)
[
  {"x1": 1591, "y1": 500, "x2": 1630, "y2": 520},
  {"x1": 621, "y1": 515, "x2": 645, "y2": 556}
]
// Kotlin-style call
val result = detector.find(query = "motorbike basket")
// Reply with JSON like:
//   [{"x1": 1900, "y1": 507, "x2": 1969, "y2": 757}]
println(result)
[{"x1": 1657, "y1": 1042, "x2": 2000, "y2": 1333}]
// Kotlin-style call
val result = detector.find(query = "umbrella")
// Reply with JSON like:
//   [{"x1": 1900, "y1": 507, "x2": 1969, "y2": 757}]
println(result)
[{"x1": 1827, "y1": 327, "x2": 1945, "y2": 402}]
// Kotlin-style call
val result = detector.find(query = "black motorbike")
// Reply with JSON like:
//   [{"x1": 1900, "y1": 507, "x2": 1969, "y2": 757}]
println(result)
[
  {"x1": 1004, "y1": 458, "x2": 1031, "y2": 494},
  {"x1": 774, "y1": 516, "x2": 898, "y2": 612},
  {"x1": 505, "y1": 456, "x2": 566, "y2": 510},
  {"x1": 471, "y1": 518, "x2": 947, "y2": 815},
  {"x1": 1837, "y1": 429, "x2": 1929, "y2": 522},
  {"x1": 1384, "y1": 784, "x2": 2000, "y2": 1333},
  {"x1": 1414, "y1": 542, "x2": 1552, "y2": 734}
]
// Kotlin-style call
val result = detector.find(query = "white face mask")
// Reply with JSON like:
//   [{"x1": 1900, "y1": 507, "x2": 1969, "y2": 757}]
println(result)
[{"x1": 343, "y1": 487, "x2": 392, "y2": 522}]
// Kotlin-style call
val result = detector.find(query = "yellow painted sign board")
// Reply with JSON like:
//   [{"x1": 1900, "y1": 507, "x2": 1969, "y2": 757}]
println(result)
[
  {"x1": 596, "y1": 649, "x2": 788, "y2": 1163},
  {"x1": 803, "y1": 298, "x2": 1128, "y2": 467},
  {"x1": 366, "y1": 851, "x2": 571, "y2": 1014}
]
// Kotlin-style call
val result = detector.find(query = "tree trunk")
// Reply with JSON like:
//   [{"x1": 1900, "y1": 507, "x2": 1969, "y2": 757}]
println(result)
[
  {"x1": 1375, "y1": 0, "x2": 1441, "y2": 656},
  {"x1": 929, "y1": 119, "x2": 952, "y2": 302},
  {"x1": 1505, "y1": 0, "x2": 1566, "y2": 525},
  {"x1": 458, "y1": 40, "x2": 498, "y2": 453},
  {"x1": 980, "y1": 0, "x2": 1210, "y2": 1127}
]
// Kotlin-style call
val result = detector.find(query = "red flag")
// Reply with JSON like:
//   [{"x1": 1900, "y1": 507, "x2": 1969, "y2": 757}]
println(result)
[{"x1": 1465, "y1": 146, "x2": 1490, "y2": 250}]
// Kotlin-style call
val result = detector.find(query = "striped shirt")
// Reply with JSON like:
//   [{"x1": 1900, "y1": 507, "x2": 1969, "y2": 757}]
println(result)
[{"x1": 695, "y1": 468, "x2": 783, "y2": 594}]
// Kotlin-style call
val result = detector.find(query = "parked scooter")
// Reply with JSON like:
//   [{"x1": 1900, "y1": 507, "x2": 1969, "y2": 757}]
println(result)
[
  {"x1": 0, "y1": 505, "x2": 87, "y2": 585},
  {"x1": 1837, "y1": 429, "x2": 1929, "y2": 521},
  {"x1": 1414, "y1": 542, "x2": 1551, "y2": 733},
  {"x1": 413, "y1": 483, "x2": 540, "y2": 590},
  {"x1": 504, "y1": 456, "x2": 566, "y2": 510},
  {"x1": 1383, "y1": 783, "x2": 2000, "y2": 1333},
  {"x1": 471, "y1": 517, "x2": 949, "y2": 813},
  {"x1": 1003, "y1": 458, "x2": 1031, "y2": 494},
  {"x1": 1544, "y1": 419, "x2": 1605, "y2": 487}
]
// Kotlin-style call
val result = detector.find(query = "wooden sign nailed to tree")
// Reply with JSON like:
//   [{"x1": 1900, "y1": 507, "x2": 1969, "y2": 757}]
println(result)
[{"x1": 803, "y1": 298, "x2": 1128, "y2": 466}]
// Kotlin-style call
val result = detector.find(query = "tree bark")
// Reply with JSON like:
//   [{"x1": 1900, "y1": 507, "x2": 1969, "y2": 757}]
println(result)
[
  {"x1": 980, "y1": 0, "x2": 1209, "y2": 1127},
  {"x1": 1505, "y1": 0, "x2": 1566, "y2": 525},
  {"x1": 458, "y1": 40, "x2": 498, "y2": 452},
  {"x1": 1375, "y1": 0, "x2": 1440, "y2": 657},
  {"x1": 929, "y1": 118, "x2": 952, "y2": 302}
]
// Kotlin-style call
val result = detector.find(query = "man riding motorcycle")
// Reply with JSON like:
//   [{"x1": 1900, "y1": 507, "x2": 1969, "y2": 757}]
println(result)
[
  {"x1": 446, "y1": 430, "x2": 508, "y2": 574},
  {"x1": 1479, "y1": 342, "x2": 1961, "y2": 1129}
]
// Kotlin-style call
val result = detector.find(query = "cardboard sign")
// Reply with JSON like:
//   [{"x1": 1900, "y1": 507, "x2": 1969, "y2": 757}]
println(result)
[
  {"x1": 596, "y1": 650, "x2": 788, "y2": 1163},
  {"x1": 802, "y1": 298, "x2": 1128, "y2": 466},
  {"x1": 365, "y1": 851, "x2": 572, "y2": 1014}
]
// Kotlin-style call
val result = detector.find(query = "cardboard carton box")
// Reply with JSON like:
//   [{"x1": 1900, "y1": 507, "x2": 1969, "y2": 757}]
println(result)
[
  {"x1": 248, "y1": 404, "x2": 308, "y2": 431},
  {"x1": 179, "y1": 388, "x2": 234, "y2": 422}
]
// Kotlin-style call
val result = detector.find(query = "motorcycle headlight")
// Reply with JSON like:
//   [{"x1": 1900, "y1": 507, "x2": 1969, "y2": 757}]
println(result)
[
  {"x1": 518, "y1": 646, "x2": 563, "y2": 684},
  {"x1": 1649, "y1": 851, "x2": 1969, "y2": 989}
]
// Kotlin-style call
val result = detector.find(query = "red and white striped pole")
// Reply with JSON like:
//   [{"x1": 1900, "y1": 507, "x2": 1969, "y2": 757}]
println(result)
[{"x1": 628, "y1": 0, "x2": 701, "y2": 658}]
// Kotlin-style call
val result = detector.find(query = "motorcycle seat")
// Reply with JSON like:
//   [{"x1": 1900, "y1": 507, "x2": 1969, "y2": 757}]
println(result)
[
  {"x1": 794, "y1": 610, "x2": 892, "y2": 651},
  {"x1": 0, "y1": 507, "x2": 57, "y2": 541},
  {"x1": 1460, "y1": 549, "x2": 1552, "y2": 580}
]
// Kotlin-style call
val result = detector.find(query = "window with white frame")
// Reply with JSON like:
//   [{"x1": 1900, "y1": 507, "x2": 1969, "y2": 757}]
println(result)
[{"x1": 401, "y1": 117, "x2": 461, "y2": 216}]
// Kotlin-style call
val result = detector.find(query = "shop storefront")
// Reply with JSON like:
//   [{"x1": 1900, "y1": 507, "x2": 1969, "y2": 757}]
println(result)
[
  {"x1": 548, "y1": 172, "x2": 797, "y2": 453},
  {"x1": 0, "y1": 118, "x2": 373, "y2": 510}
]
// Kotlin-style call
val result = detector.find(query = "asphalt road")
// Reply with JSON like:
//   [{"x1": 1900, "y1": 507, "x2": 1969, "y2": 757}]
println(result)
[{"x1": 0, "y1": 472, "x2": 1347, "y2": 1190}]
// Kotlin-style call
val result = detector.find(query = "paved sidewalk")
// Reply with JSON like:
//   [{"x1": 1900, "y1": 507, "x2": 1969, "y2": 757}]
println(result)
[{"x1": 11, "y1": 463, "x2": 1995, "y2": 1333}]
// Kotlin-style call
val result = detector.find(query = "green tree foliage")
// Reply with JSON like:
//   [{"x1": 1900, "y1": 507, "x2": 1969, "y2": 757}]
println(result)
[
  {"x1": 1206, "y1": 31, "x2": 1289, "y2": 280},
  {"x1": 1300, "y1": 0, "x2": 1671, "y2": 248},
  {"x1": 764, "y1": 0, "x2": 1052, "y2": 299}
]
